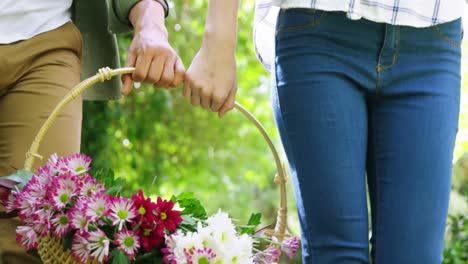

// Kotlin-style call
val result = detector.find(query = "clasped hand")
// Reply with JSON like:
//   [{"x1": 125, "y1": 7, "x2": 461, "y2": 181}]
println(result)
[{"x1": 123, "y1": 0, "x2": 237, "y2": 118}]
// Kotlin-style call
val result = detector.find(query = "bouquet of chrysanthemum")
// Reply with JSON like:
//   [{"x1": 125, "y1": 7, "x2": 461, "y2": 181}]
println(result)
[{"x1": 0, "y1": 153, "x2": 299, "y2": 264}]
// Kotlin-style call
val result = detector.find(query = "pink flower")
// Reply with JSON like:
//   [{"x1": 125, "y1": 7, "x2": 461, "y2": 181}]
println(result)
[
  {"x1": 16, "y1": 226, "x2": 38, "y2": 250},
  {"x1": 47, "y1": 153, "x2": 70, "y2": 175},
  {"x1": 281, "y1": 236, "x2": 300, "y2": 259},
  {"x1": 253, "y1": 246, "x2": 281, "y2": 264},
  {"x1": 114, "y1": 229, "x2": 140, "y2": 260},
  {"x1": 80, "y1": 177, "x2": 105, "y2": 198},
  {"x1": 31, "y1": 204, "x2": 54, "y2": 235},
  {"x1": 61, "y1": 153, "x2": 92, "y2": 175},
  {"x1": 69, "y1": 207, "x2": 90, "y2": 234},
  {"x1": 85, "y1": 194, "x2": 110, "y2": 222},
  {"x1": 72, "y1": 233, "x2": 90, "y2": 263},
  {"x1": 109, "y1": 197, "x2": 137, "y2": 230},
  {"x1": 51, "y1": 212, "x2": 70, "y2": 238},
  {"x1": 15, "y1": 192, "x2": 38, "y2": 221},
  {"x1": 4, "y1": 192, "x2": 17, "y2": 213},
  {"x1": 55, "y1": 174, "x2": 79, "y2": 192},
  {"x1": 22, "y1": 177, "x2": 46, "y2": 199},
  {"x1": 51, "y1": 185, "x2": 74, "y2": 210},
  {"x1": 88, "y1": 229, "x2": 110, "y2": 263}
]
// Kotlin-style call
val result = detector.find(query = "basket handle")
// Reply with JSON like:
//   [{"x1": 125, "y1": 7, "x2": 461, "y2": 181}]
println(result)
[{"x1": 23, "y1": 67, "x2": 288, "y2": 241}]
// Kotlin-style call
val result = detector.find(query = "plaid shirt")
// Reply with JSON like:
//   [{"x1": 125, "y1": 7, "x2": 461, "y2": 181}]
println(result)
[{"x1": 254, "y1": 0, "x2": 465, "y2": 71}]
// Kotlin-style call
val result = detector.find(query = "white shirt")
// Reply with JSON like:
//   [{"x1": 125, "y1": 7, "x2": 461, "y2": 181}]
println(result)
[
  {"x1": 0, "y1": 0, "x2": 73, "y2": 44},
  {"x1": 254, "y1": 0, "x2": 465, "y2": 71}
]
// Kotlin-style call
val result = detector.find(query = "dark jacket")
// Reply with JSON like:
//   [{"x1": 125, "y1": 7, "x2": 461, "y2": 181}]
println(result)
[{"x1": 74, "y1": 0, "x2": 140, "y2": 100}]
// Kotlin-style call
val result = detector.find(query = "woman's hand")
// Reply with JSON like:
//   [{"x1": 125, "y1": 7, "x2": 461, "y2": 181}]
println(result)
[
  {"x1": 183, "y1": 44, "x2": 237, "y2": 118},
  {"x1": 182, "y1": 0, "x2": 240, "y2": 118}
]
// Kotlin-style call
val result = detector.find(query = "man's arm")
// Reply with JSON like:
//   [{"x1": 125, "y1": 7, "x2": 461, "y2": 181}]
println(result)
[
  {"x1": 121, "y1": 0, "x2": 185, "y2": 94},
  {"x1": 183, "y1": 0, "x2": 241, "y2": 118}
]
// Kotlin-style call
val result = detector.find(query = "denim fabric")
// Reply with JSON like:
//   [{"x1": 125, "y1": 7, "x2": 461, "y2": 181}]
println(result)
[{"x1": 273, "y1": 8, "x2": 462, "y2": 264}]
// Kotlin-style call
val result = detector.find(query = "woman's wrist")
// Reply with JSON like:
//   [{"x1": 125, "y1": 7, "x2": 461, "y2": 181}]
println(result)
[{"x1": 202, "y1": 28, "x2": 237, "y2": 52}]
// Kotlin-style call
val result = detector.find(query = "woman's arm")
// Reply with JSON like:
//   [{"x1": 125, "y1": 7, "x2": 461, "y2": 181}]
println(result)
[{"x1": 183, "y1": 0, "x2": 241, "y2": 118}]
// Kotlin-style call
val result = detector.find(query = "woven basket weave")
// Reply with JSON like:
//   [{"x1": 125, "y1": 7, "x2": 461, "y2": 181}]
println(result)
[
  {"x1": 38, "y1": 235, "x2": 98, "y2": 264},
  {"x1": 22, "y1": 67, "x2": 289, "y2": 264}
]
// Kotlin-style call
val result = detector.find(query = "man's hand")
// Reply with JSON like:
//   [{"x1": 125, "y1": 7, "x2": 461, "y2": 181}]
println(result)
[
  {"x1": 121, "y1": 0, "x2": 185, "y2": 95},
  {"x1": 183, "y1": 43, "x2": 237, "y2": 118}
]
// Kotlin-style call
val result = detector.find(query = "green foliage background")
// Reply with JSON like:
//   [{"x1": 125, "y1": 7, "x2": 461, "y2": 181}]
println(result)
[{"x1": 81, "y1": 1, "x2": 466, "y2": 262}]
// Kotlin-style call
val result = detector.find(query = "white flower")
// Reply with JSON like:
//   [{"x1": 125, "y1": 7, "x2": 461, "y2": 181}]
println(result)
[
  {"x1": 163, "y1": 210, "x2": 254, "y2": 264},
  {"x1": 16, "y1": 226, "x2": 38, "y2": 250},
  {"x1": 88, "y1": 229, "x2": 110, "y2": 263},
  {"x1": 61, "y1": 153, "x2": 92, "y2": 175},
  {"x1": 109, "y1": 197, "x2": 137, "y2": 231},
  {"x1": 169, "y1": 232, "x2": 204, "y2": 263},
  {"x1": 115, "y1": 230, "x2": 140, "y2": 260},
  {"x1": 206, "y1": 211, "x2": 237, "y2": 248},
  {"x1": 72, "y1": 233, "x2": 90, "y2": 263},
  {"x1": 51, "y1": 212, "x2": 70, "y2": 238},
  {"x1": 85, "y1": 194, "x2": 109, "y2": 222}
]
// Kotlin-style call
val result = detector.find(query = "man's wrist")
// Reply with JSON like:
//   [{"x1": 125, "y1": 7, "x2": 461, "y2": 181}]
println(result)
[
  {"x1": 153, "y1": 0, "x2": 169, "y2": 17},
  {"x1": 129, "y1": 0, "x2": 167, "y2": 32}
]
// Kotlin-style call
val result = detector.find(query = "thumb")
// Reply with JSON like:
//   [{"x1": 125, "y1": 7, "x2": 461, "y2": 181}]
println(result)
[
  {"x1": 121, "y1": 51, "x2": 137, "y2": 95},
  {"x1": 121, "y1": 75, "x2": 134, "y2": 96},
  {"x1": 218, "y1": 85, "x2": 237, "y2": 119}
]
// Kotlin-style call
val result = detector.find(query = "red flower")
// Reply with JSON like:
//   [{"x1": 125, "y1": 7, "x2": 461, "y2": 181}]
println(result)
[
  {"x1": 154, "y1": 197, "x2": 182, "y2": 232},
  {"x1": 131, "y1": 190, "x2": 166, "y2": 251},
  {"x1": 131, "y1": 189, "x2": 157, "y2": 224},
  {"x1": 139, "y1": 223, "x2": 165, "y2": 251},
  {"x1": 130, "y1": 190, "x2": 183, "y2": 252}
]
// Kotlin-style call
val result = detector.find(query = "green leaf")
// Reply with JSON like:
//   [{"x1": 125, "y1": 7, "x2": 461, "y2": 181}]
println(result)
[
  {"x1": 3, "y1": 170, "x2": 34, "y2": 191},
  {"x1": 240, "y1": 213, "x2": 262, "y2": 235},
  {"x1": 62, "y1": 230, "x2": 75, "y2": 251},
  {"x1": 172, "y1": 192, "x2": 207, "y2": 219},
  {"x1": 134, "y1": 249, "x2": 164, "y2": 264},
  {"x1": 110, "y1": 250, "x2": 129, "y2": 264},
  {"x1": 94, "y1": 168, "x2": 116, "y2": 186},
  {"x1": 105, "y1": 185, "x2": 123, "y2": 196}
]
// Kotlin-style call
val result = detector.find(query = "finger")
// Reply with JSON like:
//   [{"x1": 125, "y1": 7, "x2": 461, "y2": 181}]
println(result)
[
  {"x1": 121, "y1": 75, "x2": 135, "y2": 96},
  {"x1": 218, "y1": 85, "x2": 237, "y2": 118},
  {"x1": 210, "y1": 93, "x2": 226, "y2": 112},
  {"x1": 133, "y1": 51, "x2": 152, "y2": 82},
  {"x1": 121, "y1": 51, "x2": 137, "y2": 95},
  {"x1": 171, "y1": 57, "x2": 185, "y2": 88},
  {"x1": 182, "y1": 78, "x2": 191, "y2": 98},
  {"x1": 191, "y1": 85, "x2": 201, "y2": 107},
  {"x1": 156, "y1": 56, "x2": 176, "y2": 88},
  {"x1": 147, "y1": 56, "x2": 165, "y2": 85},
  {"x1": 200, "y1": 88, "x2": 212, "y2": 110}
]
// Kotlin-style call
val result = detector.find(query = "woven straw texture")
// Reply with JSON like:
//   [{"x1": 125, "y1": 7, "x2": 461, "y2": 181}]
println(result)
[{"x1": 38, "y1": 235, "x2": 97, "y2": 264}]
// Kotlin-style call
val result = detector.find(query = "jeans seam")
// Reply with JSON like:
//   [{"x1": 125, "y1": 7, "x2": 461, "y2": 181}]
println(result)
[
  {"x1": 371, "y1": 109, "x2": 382, "y2": 264},
  {"x1": 276, "y1": 10, "x2": 328, "y2": 36},
  {"x1": 379, "y1": 27, "x2": 400, "y2": 71},
  {"x1": 433, "y1": 25, "x2": 461, "y2": 47}
]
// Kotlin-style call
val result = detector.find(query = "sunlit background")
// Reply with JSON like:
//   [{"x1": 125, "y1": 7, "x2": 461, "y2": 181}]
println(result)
[{"x1": 80, "y1": 1, "x2": 467, "y2": 263}]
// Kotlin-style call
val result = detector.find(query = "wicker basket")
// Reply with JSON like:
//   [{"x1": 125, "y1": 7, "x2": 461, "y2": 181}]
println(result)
[{"x1": 21, "y1": 67, "x2": 289, "y2": 264}]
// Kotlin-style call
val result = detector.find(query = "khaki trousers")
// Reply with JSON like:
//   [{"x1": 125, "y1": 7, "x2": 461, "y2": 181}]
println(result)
[{"x1": 0, "y1": 22, "x2": 83, "y2": 264}]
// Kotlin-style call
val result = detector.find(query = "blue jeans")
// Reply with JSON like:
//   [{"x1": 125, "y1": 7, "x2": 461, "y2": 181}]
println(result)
[{"x1": 273, "y1": 9, "x2": 462, "y2": 264}]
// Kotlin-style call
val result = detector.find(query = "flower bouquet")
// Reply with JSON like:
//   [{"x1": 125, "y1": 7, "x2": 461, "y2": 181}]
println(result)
[
  {"x1": 1, "y1": 153, "x2": 299, "y2": 264},
  {"x1": 0, "y1": 67, "x2": 298, "y2": 264}
]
